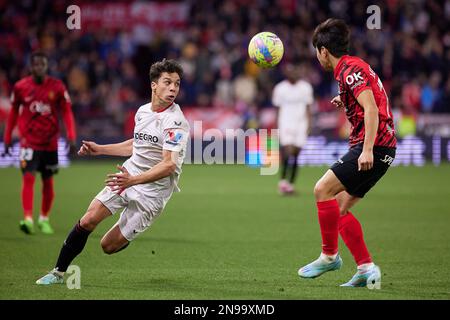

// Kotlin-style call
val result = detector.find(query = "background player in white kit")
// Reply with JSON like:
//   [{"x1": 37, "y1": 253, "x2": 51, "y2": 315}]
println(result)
[
  {"x1": 272, "y1": 63, "x2": 314, "y2": 195},
  {"x1": 36, "y1": 59, "x2": 190, "y2": 285}
]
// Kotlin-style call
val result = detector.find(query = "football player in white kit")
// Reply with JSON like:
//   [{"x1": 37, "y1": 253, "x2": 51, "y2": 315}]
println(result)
[
  {"x1": 272, "y1": 63, "x2": 314, "y2": 195},
  {"x1": 36, "y1": 59, "x2": 190, "y2": 285}
]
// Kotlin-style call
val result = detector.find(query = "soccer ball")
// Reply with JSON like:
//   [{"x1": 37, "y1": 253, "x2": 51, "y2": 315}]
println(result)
[{"x1": 248, "y1": 32, "x2": 284, "y2": 68}]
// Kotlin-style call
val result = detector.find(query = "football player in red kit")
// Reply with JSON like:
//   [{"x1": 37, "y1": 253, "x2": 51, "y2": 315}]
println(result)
[
  {"x1": 3, "y1": 51, "x2": 76, "y2": 235},
  {"x1": 297, "y1": 19, "x2": 396, "y2": 289}
]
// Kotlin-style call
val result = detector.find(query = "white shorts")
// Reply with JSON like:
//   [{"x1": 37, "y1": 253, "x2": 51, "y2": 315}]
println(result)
[
  {"x1": 279, "y1": 125, "x2": 308, "y2": 148},
  {"x1": 95, "y1": 186, "x2": 169, "y2": 241}
]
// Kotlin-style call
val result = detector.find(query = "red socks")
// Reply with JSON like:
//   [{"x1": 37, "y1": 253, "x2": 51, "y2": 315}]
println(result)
[
  {"x1": 317, "y1": 199, "x2": 373, "y2": 265},
  {"x1": 317, "y1": 199, "x2": 340, "y2": 255},
  {"x1": 41, "y1": 177, "x2": 54, "y2": 218},
  {"x1": 339, "y1": 212, "x2": 372, "y2": 265},
  {"x1": 22, "y1": 174, "x2": 55, "y2": 219},
  {"x1": 22, "y1": 173, "x2": 35, "y2": 219}
]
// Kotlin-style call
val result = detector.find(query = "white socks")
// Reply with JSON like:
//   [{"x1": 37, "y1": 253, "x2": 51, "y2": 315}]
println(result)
[
  {"x1": 318, "y1": 253, "x2": 375, "y2": 271},
  {"x1": 52, "y1": 268, "x2": 64, "y2": 277},
  {"x1": 320, "y1": 252, "x2": 338, "y2": 262},
  {"x1": 25, "y1": 216, "x2": 49, "y2": 222},
  {"x1": 357, "y1": 262, "x2": 375, "y2": 272}
]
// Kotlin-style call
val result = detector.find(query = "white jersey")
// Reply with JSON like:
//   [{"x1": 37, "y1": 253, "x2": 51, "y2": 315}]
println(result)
[
  {"x1": 122, "y1": 102, "x2": 190, "y2": 198},
  {"x1": 272, "y1": 79, "x2": 313, "y2": 130}
]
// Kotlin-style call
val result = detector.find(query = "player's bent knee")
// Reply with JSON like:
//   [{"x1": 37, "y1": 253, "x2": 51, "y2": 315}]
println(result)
[
  {"x1": 101, "y1": 241, "x2": 128, "y2": 255},
  {"x1": 313, "y1": 181, "x2": 328, "y2": 200},
  {"x1": 79, "y1": 219, "x2": 95, "y2": 231},
  {"x1": 80, "y1": 201, "x2": 110, "y2": 231},
  {"x1": 100, "y1": 239, "x2": 115, "y2": 255},
  {"x1": 80, "y1": 215, "x2": 99, "y2": 231},
  {"x1": 102, "y1": 246, "x2": 115, "y2": 255}
]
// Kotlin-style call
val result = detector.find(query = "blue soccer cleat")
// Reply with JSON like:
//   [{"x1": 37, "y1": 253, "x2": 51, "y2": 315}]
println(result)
[
  {"x1": 340, "y1": 265, "x2": 381, "y2": 289},
  {"x1": 36, "y1": 270, "x2": 64, "y2": 285},
  {"x1": 298, "y1": 254, "x2": 343, "y2": 278}
]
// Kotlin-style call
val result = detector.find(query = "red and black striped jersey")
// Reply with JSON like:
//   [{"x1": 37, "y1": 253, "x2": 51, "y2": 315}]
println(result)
[
  {"x1": 4, "y1": 76, "x2": 76, "y2": 151},
  {"x1": 334, "y1": 55, "x2": 396, "y2": 148}
]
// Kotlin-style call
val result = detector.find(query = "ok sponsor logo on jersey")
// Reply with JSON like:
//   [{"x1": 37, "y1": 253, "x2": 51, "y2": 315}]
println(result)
[
  {"x1": 30, "y1": 101, "x2": 52, "y2": 115},
  {"x1": 345, "y1": 72, "x2": 365, "y2": 90},
  {"x1": 165, "y1": 130, "x2": 183, "y2": 146},
  {"x1": 134, "y1": 132, "x2": 159, "y2": 143}
]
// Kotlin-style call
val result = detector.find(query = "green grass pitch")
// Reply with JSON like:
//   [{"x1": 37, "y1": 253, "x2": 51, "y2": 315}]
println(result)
[{"x1": 0, "y1": 161, "x2": 449, "y2": 299}]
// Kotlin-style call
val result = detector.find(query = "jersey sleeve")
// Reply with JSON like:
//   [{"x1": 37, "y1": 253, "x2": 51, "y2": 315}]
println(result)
[
  {"x1": 161, "y1": 116, "x2": 190, "y2": 153},
  {"x1": 10, "y1": 83, "x2": 21, "y2": 109},
  {"x1": 272, "y1": 84, "x2": 281, "y2": 107},
  {"x1": 344, "y1": 63, "x2": 372, "y2": 99},
  {"x1": 59, "y1": 82, "x2": 76, "y2": 142},
  {"x1": 3, "y1": 83, "x2": 21, "y2": 145},
  {"x1": 305, "y1": 82, "x2": 314, "y2": 105}
]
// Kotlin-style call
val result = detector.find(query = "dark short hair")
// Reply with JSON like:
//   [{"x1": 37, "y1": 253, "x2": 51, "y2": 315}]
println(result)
[
  {"x1": 149, "y1": 59, "x2": 183, "y2": 83},
  {"x1": 312, "y1": 18, "x2": 350, "y2": 57},
  {"x1": 30, "y1": 51, "x2": 48, "y2": 63}
]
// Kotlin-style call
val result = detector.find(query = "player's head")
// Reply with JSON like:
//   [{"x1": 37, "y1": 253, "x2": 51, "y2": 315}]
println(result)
[
  {"x1": 284, "y1": 63, "x2": 299, "y2": 83},
  {"x1": 30, "y1": 51, "x2": 48, "y2": 80},
  {"x1": 149, "y1": 59, "x2": 183, "y2": 106},
  {"x1": 312, "y1": 18, "x2": 350, "y2": 71}
]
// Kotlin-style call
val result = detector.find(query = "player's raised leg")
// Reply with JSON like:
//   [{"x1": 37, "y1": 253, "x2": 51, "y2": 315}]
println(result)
[
  {"x1": 336, "y1": 191, "x2": 381, "y2": 288},
  {"x1": 298, "y1": 169, "x2": 345, "y2": 278},
  {"x1": 36, "y1": 199, "x2": 111, "y2": 285}
]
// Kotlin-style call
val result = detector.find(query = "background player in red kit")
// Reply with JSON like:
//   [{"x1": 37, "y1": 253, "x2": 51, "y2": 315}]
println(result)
[
  {"x1": 3, "y1": 52, "x2": 77, "y2": 235},
  {"x1": 297, "y1": 19, "x2": 396, "y2": 288}
]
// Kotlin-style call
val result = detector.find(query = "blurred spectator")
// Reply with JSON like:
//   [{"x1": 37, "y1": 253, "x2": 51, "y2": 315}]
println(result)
[
  {"x1": 214, "y1": 67, "x2": 234, "y2": 108},
  {"x1": 434, "y1": 78, "x2": 450, "y2": 113},
  {"x1": 402, "y1": 78, "x2": 421, "y2": 115},
  {"x1": 233, "y1": 72, "x2": 257, "y2": 107},
  {"x1": 421, "y1": 71, "x2": 442, "y2": 113}
]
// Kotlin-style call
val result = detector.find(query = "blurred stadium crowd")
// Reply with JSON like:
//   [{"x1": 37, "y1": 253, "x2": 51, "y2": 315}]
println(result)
[{"x1": 0, "y1": 0, "x2": 449, "y2": 139}]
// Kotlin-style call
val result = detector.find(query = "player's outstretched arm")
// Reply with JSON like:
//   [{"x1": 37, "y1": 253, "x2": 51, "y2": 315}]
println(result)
[
  {"x1": 78, "y1": 139, "x2": 133, "y2": 157},
  {"x1": 105, "y1": 150, "x2": 176, "y2": 191}
]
